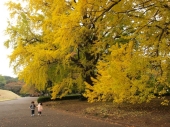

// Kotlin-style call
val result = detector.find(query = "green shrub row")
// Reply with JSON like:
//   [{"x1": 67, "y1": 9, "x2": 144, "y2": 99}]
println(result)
[
  {"x1": 37, "y1": 96, "x2": 51, "y2": 103},
  {"x1": 54, "y1": 94, "x2": 87, "y2": 101},
  {"x1": 37, "y1": 94, "x2": 87, "y2": 103}
]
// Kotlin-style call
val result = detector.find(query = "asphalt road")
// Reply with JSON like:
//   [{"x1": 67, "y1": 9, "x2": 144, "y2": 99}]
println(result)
[{"x1": 0, "y1": 97, "x2": 123, "y2": 127}]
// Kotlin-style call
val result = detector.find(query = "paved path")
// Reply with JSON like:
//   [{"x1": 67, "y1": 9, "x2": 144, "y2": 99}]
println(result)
[{"x1": 0, "y1": 97, "x2": 122, "y2": 127}]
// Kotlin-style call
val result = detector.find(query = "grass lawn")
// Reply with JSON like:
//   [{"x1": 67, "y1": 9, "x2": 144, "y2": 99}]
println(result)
[{"x1": 0, "y1": 89, "x2": 21, "y2": 101}]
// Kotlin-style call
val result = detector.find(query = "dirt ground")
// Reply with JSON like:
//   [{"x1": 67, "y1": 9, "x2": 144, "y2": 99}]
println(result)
[{"x1": 44, "y1": 97, "x2": 170, "y2": 127}]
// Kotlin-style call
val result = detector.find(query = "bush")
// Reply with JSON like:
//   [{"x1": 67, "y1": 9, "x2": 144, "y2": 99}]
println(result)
[
  {"x1": 37, "y1": 94, "x2": 87, "y2": 103},
  {"x1": 37, "y1": 96, "x2": 51, "y2": 103},
  {"x1": 54, "y1": 94, "x2": 87, "y2": 101}
]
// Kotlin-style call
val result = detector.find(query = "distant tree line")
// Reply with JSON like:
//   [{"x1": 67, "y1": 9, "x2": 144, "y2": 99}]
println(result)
[{"x1": 0, "y1": 75, "x2": 24, "y2": 95}]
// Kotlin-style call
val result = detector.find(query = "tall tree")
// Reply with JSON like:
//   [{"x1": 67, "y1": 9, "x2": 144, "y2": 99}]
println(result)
[
  {"x1": 84, "y1": 0, "x2": 170, "y2": 104},
  {"x1": 5, "y1": 0, "x2": 170, "y2": 104},
  {"x1": 5, "y1": 0, "x2": 123, "y2": 98}
]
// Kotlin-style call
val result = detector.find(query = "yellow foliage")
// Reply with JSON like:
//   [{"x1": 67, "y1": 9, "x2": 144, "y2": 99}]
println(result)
[
  {"x1": 84, "y1": 41, "x2": 159, "y2": 104},
  {"x1": 4, "y1": 0, "x2": 170, "y2": 104}
]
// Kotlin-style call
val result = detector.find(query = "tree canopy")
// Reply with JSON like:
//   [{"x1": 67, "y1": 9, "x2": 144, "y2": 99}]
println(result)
[
  {"x1": 4, "y1": 0, "x2": 170, "y2": 104},
  {"x1": 0, "y1": 75, "x2": 6, "y2": 89}
]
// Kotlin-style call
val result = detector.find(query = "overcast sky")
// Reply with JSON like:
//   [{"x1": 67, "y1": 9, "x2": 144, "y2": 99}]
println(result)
[{"x1": 0, "y1": 0, "x2": 17, "y2": 77}]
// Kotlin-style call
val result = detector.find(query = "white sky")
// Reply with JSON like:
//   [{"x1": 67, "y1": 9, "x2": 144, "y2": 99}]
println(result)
[{"x1": 0, "y1": 0, "x2": 17, "y2": 77}]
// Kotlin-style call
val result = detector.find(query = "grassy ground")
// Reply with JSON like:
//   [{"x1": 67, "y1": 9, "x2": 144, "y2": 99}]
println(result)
[
  {"x1": 0, "y1": 89, "x2": 21, "y2": 101},
  {"x1": 45, "y1": 97, "x2": 170, "y2": 127}
]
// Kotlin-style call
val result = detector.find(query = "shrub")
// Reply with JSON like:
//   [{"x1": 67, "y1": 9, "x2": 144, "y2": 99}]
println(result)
[
  {"x1": 37, "y1": 94, "x2": 87, "y2": 103},
  {"x1": 54, "y1": 94, "x2": 87, "y2": 101},
  {"x1": 37, "y1": 96, "x2": 51, "y2": 103}
]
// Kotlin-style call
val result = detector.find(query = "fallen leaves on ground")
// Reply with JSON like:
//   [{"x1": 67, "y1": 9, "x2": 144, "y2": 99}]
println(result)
[{"x1": 45, "y1": 97, "x2": 170, "y2": 127}]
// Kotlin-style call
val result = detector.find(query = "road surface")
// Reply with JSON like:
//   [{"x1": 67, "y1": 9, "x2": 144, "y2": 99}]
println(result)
[{"x1": 0, "y1": 97, "x2": 123, "y2": 127}]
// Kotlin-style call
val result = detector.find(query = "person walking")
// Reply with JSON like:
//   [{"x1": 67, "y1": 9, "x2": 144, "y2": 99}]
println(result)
[
  {"x1": 30, "y1": 101, "x2": 36, "y2": 116},
  {"x1": 37, "y1": 102, "x2": 43, "y2": 116}
]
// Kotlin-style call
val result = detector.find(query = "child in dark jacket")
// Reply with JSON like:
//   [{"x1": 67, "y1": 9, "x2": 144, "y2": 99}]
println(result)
[{"x1": 30, "y1": 101, "x2": 36, "y2": 116}]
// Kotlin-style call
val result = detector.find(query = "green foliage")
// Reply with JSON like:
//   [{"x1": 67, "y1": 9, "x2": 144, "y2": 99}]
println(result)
[
  {"x1": 37, "y1": 94, "x2": 84, "y2": 103},
  {"x1": 37, "y1": 96, "x2": 51, "y2": 103},
  {"x1": 53, "y1": 94, "x2": 83, "y2": 100},
  {"x1": 0, "y1": 75, "x2": 6, "y2": 89},
  {"x1": 0, "y1": 75, "x2": 24, "y2": 95},
  {"x1": 4, "y1": 76, "x2": 18, "y2": 84}
]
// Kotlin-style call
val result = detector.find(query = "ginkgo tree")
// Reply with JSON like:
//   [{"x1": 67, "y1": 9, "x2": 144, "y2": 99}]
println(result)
[
  {"x1": 4, "y1": 0, "x2": 170, "y2": 104},
  {"x1": 5, "y1": 0, "x2": 123, "y2": 98},
  {"x1": 84, "y1": 0, "x2": 170, "y2": 104}
]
